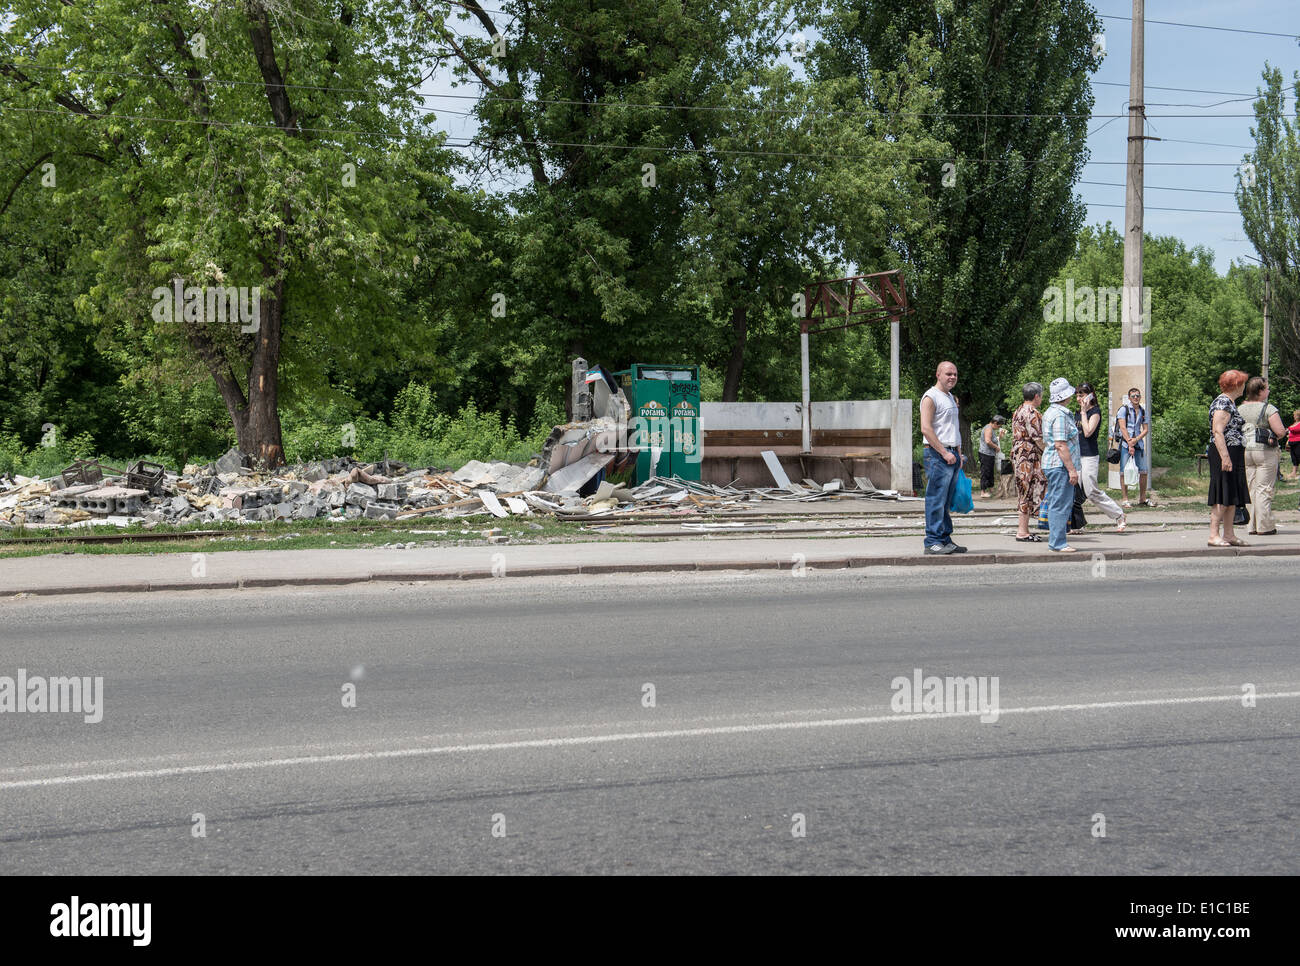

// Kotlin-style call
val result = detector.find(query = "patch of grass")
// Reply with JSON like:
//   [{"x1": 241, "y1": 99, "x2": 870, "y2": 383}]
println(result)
[
  {"x1": 0, "y1": 515, "x2": 585, "y2": 559},
  {"x1": 1149, "y1": 456, "x2": 1300, "y2": 504}
]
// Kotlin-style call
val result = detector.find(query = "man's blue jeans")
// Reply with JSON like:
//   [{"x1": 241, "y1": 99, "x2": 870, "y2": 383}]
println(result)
[
  {"x1": 1043, "y1": 465, "x2": 1075, "y2": 550},
  {"x1": 923, "y1": 445, "x2": 961, "y2": 547}
]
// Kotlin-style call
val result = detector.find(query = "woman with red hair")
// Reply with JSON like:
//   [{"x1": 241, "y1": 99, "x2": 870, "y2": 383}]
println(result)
[{"x1": 1207, "y1": 369, "x2": 1250, "y2": 546}]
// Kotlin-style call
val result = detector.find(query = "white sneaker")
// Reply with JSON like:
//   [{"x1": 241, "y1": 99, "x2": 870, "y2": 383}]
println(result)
[{"x1": 1116, "y1": 515, "x2": 1128, "y2": 533}]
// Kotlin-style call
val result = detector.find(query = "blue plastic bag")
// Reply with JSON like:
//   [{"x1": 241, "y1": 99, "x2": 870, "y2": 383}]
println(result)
[{"x1": 949, "y1": 469, "x2": 973, "y2": 514}]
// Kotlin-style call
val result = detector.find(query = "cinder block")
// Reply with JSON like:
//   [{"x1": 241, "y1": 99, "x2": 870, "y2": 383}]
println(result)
[
  {"x1": 377, "y1": 483, "x2": 407, "y2": 502},
  {"x1": 345, "y1": 483, "x2": 376, "y2": 506}
]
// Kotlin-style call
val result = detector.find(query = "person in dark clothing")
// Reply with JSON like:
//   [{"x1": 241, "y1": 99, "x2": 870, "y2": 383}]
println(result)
[
  {"x1": 978, "y1": 415, "x2": 1007, "y2": 498},
  {"x1": 1074, "y1": 382, "x2": 1126, "y2": 531}
]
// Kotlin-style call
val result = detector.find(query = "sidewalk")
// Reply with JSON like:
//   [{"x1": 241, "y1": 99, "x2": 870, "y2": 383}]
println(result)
[{"x1": 4, "y1": 525, "x2": 1299, "y2": 597}]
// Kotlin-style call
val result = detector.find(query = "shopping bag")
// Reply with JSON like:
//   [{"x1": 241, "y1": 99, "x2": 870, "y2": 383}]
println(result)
[
  {"x1": 949, "y1": 469, "x2": 973, "y2": 514},
  {"x1": 1123, "y1": 458, "x2": 1139, "y2": 487},
  {"x1": 1071, "y1": 483, "x2": 1088, "y2": 530},
  {"x1": 1037, "y1": 501, "x2": 1050, "y2": 530}
]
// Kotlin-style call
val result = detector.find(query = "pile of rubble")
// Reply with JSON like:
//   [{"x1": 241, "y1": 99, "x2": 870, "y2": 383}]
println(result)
[
  {"x1": 0, "y1": 451, "x2": 564, "y2": 530},
  {"x1": 1, "y1": 442, "x2": 912, "y2": 531}
]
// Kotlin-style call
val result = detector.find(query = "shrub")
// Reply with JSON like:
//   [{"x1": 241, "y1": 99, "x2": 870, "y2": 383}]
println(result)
[{"x1": 1150, "y1": 398, "x2": 1208, "y2": 461}]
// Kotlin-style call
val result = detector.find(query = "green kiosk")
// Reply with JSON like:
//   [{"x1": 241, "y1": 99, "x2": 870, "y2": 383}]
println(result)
[{"x1": 615, "y1": 364, "x2": 701, "y2": 484}]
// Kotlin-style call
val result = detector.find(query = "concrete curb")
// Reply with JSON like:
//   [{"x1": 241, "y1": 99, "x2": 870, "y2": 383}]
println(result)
[{"x1": 5, "y1": 543, "x2": 1300, "y2": 598}]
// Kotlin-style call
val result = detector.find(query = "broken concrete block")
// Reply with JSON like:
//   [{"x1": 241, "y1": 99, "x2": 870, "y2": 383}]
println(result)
[
  {"x1": 364, "y1": 502, "x2": 399, "y2": 520},
  {"x1": 451, "y1": 460, "x2": 492, "y2": 485},
  {"x1": 74, "y1": 486, "x2": 149, "y2": 515},
  {"x1": 214, "y1": 448, "x2": 248, "y2": 475},
  {"x1": 274, "y1": 502, "x2": 294, "y2": 519},
  {"x1": 52, "y1": 484, "x2": 98, "y2": 508},
  {"x1": 377, "y1": 482, "x2": 407, "y2": 502},
  {"x1": 285, "y1": 480, "x2": 309, "y2": 498},
  {"x1": 511, "y1": 465, "x2": 546, "y2": 492},
  {"x1": 300, "y1": 462, "x2": 327, "y2": 482},
  {"x1": 345, "y1": 483, "x2": 376, "y2": 506}
]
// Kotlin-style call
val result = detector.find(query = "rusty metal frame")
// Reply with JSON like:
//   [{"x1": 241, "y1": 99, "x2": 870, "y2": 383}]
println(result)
[{"x1": 801, "y1": 269, "x2": 911, "y2": 334}]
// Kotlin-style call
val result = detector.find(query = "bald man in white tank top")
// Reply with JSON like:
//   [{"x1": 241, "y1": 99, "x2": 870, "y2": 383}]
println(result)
[{"x1": 920, "y1": 361, "x2": 966, "y2": 554}]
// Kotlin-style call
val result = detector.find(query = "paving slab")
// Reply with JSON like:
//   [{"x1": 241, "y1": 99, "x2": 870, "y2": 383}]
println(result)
[{"x1": 2, "y1": 526, "x2": 1299, "y2": 597}]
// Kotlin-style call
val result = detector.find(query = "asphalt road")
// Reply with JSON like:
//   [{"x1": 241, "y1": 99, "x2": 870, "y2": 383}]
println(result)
[{"x1": 1, "y1": 557, "x2": 1296, "y2": 874}]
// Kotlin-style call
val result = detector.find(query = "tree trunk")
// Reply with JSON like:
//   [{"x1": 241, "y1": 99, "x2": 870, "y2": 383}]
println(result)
[
  {"x1": 722, "y1": 303, "x2": 747, "y2": 401},
  {"x1": 237, "y1": 250, "x2": 286, "y2": 468}
]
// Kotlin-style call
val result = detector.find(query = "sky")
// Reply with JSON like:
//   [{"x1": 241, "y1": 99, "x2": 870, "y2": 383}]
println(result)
[
  {"x1": 420, "y1": 2, "x2": 1300, "y2": 276},
  {"x1": 1083, "y1": 1, "x2": 1299, "y2": 274}
]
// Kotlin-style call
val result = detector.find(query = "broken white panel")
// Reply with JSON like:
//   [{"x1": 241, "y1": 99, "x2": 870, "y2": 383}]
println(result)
[
  {"x1": 821, "y1": 480, "x2": 842, "y2": 492},
  {"x1": 543, "y1": 452, "x2": 615, "y2": 493},
  {"x1": 476, "y1": 490, "x2": 509, "y2": 518},
  {"x1": 760, "y1": 450, "x2": 791, "y2": 488},
  {"x1": 505, "y1": 497, "x2": 530, "y2": 515},
  {"x1": 649, "y1": 445, "x2": 663, "y2": 477}
]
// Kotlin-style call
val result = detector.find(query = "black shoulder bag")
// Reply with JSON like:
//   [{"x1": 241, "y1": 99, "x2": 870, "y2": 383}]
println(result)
[{"x1": 1254, "y1": 404, "x2": 1278, "y2": 448}]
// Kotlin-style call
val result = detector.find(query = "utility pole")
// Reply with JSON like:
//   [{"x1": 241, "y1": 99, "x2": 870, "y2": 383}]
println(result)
[
  {"x1": 1121, "y1": 0, "x2": 1145, "y2": 347},
  {"x1": 1110, "y1": 0, "x2": 1154, "y2": 489}
]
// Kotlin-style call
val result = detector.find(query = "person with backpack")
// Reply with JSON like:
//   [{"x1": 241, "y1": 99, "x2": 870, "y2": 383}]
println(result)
[{"x1": 1114, "y1": 387, "x2": 1151, "y2": 508}]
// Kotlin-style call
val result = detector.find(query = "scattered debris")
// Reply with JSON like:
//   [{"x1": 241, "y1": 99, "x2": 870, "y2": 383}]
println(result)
[{"x1": 0, "y1": 445, "x2": 910, "y2": 532}]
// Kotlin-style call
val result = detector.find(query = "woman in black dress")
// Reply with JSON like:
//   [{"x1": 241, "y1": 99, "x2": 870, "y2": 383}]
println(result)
[{"x1": 1207, "y1": 369, "x2": 1249, "y2": 547}]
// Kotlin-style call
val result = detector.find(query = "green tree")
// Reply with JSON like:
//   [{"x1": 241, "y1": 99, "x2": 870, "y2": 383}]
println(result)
[
  {"x1": 815, "y1": 0, "x2": 1101, "y2": 455},
  {"x1": 1, "y1": 1, "x2": 467, "y2": 466},
  {"x1": 1237, "y1": 63, "x2": 1300, "y2": 392},
  {"x1": 1018, "y1": 225, "x2": 1269, "y2": 459}
]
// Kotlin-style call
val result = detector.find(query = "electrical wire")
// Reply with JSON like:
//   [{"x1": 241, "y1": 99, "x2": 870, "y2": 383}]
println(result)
[
  {"x1": 3, "y1": 62, "x2": 1266, "y2": 120},
  {"x1": 1080, "y1": 180, "x2": 1237, "y2": 195},
  {"x1": 0, "y1": 103, "x2": 1263, "y2": 169},
  {"x1": 1099, "y1": 12, "x2": 1300, "y2": 40},
  {"x1": 1085, "y1": 201, "x2": 1240, "y2": 214}
]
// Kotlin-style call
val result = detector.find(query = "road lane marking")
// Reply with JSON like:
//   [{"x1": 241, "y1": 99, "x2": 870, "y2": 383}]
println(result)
[{"x1": 2, "y1": 690, "x2": 1297, "y2": 790}]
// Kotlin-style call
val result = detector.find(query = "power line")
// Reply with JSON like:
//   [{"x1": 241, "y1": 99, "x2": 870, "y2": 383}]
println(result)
[
  {"x1": 1099, "y1": 12, "x2": 1300, "y2": 40},
  {"x1": 0, "y1": 104, "x2": 1260, "y2": 167},
  {"x1": 1080, "y1": 180, "x2": 1237, "y2": 195},
  {"x1": 4, "y1": 62, "x2": 1264, "y2": 121},
  {"x1": 1156, "y1": 138, "x2": 1255, "y2": 150},
  {"x1": 1092, "y1": 81, "x2": 1268, "y2": 98},
  {"x1": 1085, "y1": 201, "x2": 1240, "y2": 215}
]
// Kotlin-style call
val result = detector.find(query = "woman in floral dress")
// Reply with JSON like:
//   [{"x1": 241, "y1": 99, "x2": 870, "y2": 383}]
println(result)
[{"x1": 1012, "y1": 382, "x2": 1047, "y2": 541}]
